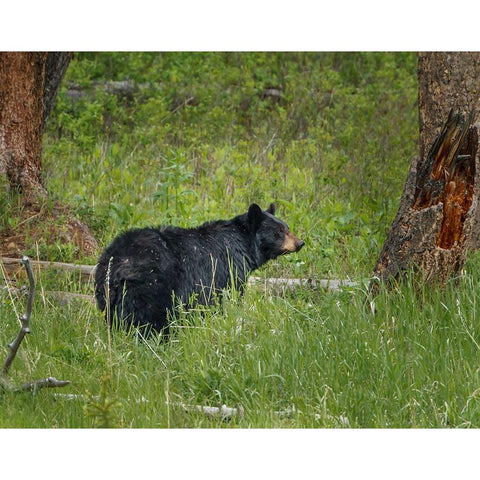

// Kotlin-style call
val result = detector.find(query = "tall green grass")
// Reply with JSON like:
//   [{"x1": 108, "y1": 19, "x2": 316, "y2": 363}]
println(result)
[{"x1": 2, "y1": 259, "x2": 480, "y2": 427}]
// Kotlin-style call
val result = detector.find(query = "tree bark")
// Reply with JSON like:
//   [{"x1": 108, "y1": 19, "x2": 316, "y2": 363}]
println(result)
[
  {"x1": 418, "y1": 52, "x2": 480, "y2": 162},
  {"x1": 0, "y1": 52, "x2": 72, "y2": 203},
  {"x1": 0, "y1": 52, "x2": 48, "y2": 203},
  {"x1": 0, "y1": 52, "x2": 98, "y2": 258},
  {"x1": 372, "y1": 110, "x2": 479, "y2": 287},
  {"x1": 43, "y1": 52, "x2": 73, "y2": 128}
]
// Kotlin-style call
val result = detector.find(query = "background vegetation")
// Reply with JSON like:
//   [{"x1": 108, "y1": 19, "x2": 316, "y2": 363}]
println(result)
[{"x1": 2, "y1": 52, "x2": 480, "y2": 428}]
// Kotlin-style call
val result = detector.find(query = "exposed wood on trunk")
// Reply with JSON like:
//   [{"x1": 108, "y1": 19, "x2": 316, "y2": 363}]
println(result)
[
  {"x1": 418, "y1": 53, "x2": 480, "y2": 163},
  {"x1": 372, "y1": 111, "x2": 479, "y2": 288},
  {"x1": 418, "y1": 52, "x2": 480, "y2": 250}
]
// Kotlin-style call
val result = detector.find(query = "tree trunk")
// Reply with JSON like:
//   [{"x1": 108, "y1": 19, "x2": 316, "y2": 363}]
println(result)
[
  {"x1": 372, "y1": 110, "x2": 479, "y2": 287},
  {"x1": 0, "y1": 52, "x2": 99, "y2": 259},
  {"x1": 0, "y1": 52, "x2": 73, "y2": 204},
  {"x1": 371, "y1": 52, "x2": 480, "y2": 289},
  {"x1": 371, "y1": 52, "x2": 480, "y2": 286},
  {"x1": 43, "y1": 52, "x2": 74, "y2": 128},
  {"x1": 418, "y1": 52, "x2": 480, "y2": 162},
  {"x1": 0, "y1": 52, "x2": 48, "y2": 203}
]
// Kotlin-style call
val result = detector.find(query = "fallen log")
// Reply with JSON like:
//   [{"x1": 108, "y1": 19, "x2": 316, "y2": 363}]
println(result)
[{"x1": 1, "y1": 257, "x2": 359, "y2": 293}]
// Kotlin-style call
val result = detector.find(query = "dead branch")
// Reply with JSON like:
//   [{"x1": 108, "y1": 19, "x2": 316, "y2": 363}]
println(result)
[
  {"x1": 1, "y1": 256, "x2": 70, "y2": 393},
  {"x1": 1, "y1": 256, "x2": 35, "y2": 382},
  {"x1": 2, "y1": 256, "x2": 359, "y2": 295},
  {"x1": 1, "y1": 285, "x2": 94, "y2": 305},
  {"x1": 53, "y1": 393, "x2": 244, "y2": 420},
  {"x1": 16, "y1": 376, "x2": 70, "y2": 393},
  {"x1": 1, "y1": 256, "x2": 95, "y2": 283},
  {"x1": 172, "y1": 402, "x2": 244, "y2": 420},
  {"x1": 248, "y1": 276, "x2": 359, "y2": 292}
]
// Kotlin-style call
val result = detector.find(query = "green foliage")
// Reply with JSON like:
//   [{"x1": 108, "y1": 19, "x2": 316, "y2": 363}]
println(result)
[
  {"x1": 84, "y1": 371, "x2": 122, "y2": 428},
  {"x1": 42, "y1": 52, "x2": 417, "y2": 267}
]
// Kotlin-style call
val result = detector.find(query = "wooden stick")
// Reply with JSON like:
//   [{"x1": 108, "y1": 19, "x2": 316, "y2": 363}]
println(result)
[
  {"x1": 1, "y1": 256, "x2": 70, "y2": 393},
  {"x1": 1, "y1": 256, "x2": 34, "y2": 381},
  {"x1": 173, "y1": 402, "x2": 244, "y2": 420},
  {"x1": 17, "y1": 376, "x2": 70, "y2": 393}
]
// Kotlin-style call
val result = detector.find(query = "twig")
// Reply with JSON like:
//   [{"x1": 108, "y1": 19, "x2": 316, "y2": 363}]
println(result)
[
  {"x1": 1, "y1": 256, "x2": 70, "y2": 393},
  {"x1": 1, "y1": 256, "x2": 34, "y2": 381}
]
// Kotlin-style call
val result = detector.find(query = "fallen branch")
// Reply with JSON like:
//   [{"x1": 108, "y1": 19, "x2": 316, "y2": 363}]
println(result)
[
  {"x1": 1, "y1": 256, "x2": 70, "y2": 393},
  {"x1": 52, "y1": 394, "x2": 350, "y2": 425},
  {"x1": 248, "y1": 276, "x2": 359, "y2": 292},
  {"x1": 1, "y1": 256, "x2": 35, "y2": 382},
  {"x1": 1, "y1": 256, "x2": 360, "y2": 293},
  {"x1": 172, "y1": 402, "x2": 244, "y2": 420},
  {"x1": 53, "y1": 393, "x2": 244, "y2": 420},
  {"x1": 1, "y1": 285, "x2": 95, "y2": 305},
  {"x1": 16, "y1": 376, "x2": 70, "y2": 393},
  {"x1": 1, "y1": 257, "x2": 95, "y2": 283}
]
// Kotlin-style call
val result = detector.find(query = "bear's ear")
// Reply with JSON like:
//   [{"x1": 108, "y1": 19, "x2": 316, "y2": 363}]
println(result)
[
  {"x1": 267, "y1": 203, "x2": 276, "y2": 216},
  {"x1": 248, "y1": 203, "x2": 264, "y2": 230}
]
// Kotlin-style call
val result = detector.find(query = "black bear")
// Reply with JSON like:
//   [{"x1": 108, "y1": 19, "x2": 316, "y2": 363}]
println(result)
[{"x1": 94, "y1": 203, "x2": 304, "y2": 336}]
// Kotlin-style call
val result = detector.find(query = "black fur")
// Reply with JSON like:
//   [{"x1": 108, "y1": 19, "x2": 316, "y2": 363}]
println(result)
[{"x1": 94, "y1": 203, "x2": 304, "y2": 336}]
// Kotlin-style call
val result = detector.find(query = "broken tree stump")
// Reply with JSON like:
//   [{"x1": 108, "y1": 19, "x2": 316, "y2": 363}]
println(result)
[{"x1": 371, "y1": 110, "x2": 479, "y2": 288}]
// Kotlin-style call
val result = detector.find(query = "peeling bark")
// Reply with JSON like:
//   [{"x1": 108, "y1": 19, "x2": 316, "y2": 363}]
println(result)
[
  {"x1": 418, "y1": 52, "x2": 480, "y2": 250},
  {"x1": 372, "y1": 111, "x2": 479, "y2": 287}
]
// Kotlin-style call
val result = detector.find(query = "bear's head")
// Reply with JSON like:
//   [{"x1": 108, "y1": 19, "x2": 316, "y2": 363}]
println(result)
[{"x1": 248, "y1": 203, "x2": 305, "y2": 261}]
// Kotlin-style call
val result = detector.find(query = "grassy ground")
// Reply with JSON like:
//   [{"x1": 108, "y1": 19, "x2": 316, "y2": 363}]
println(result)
[{"x1": 2, "y1": 52, "x2": 480, "y2": 428}]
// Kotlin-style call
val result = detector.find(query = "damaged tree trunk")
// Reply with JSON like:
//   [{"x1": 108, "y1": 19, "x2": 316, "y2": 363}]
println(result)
[
  {"x1": 418, "y1": 52, "x2": 480, "y2": 251},
  {"x1": 372, "y1": 110, "x2": 479, "y2": 287}
]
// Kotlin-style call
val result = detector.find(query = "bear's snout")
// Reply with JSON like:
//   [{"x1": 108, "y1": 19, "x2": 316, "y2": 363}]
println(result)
[{"x1": 281, "y1": 232, "x2": 305, "y2": 254}]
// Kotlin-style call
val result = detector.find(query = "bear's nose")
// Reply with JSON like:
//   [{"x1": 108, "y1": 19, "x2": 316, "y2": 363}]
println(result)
[{"x1": 296, "y1": 240, "x2": 305, "y2": 251}]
